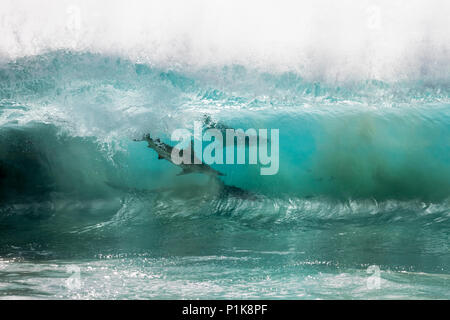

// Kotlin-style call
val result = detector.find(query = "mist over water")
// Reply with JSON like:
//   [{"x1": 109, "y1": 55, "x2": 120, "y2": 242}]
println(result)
[
  {"x1": 0, "y1": 1, "x2": 449, "y2": 299},
  {"x1": 1, "y1": 0, "x2": 450, "y2": 80}
]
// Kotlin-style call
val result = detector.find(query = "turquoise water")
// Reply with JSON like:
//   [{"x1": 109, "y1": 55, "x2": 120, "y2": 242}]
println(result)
[{"x1": 0, "y1": 51, "x2": 449, "y2": 299}]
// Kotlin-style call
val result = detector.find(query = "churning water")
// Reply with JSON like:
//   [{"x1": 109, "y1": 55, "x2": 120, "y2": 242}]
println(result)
[{"x1": 0, "y1": 0, "x2": 449, "y2": 299}]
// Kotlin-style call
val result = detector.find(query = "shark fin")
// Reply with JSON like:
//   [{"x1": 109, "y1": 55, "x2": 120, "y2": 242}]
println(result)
[{"x1": 177, "y1": 168, "x2": 194, "y2": 176}]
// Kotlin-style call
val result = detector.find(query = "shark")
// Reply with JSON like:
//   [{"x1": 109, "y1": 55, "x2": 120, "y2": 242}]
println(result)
[
  {"x1": 202, "y1": 114, "x2": 269, "y2": 144},
  {"x1": 134, "y1": 134, "x2": 225, "y2": 177}
]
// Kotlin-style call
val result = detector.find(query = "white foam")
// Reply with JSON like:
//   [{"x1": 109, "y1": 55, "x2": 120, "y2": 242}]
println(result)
[{"x1": 0, "y1": 0, "x2": 449, "y2": 81}]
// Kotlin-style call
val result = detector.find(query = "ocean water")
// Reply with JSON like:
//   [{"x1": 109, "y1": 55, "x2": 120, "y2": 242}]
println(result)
[{"x1": 0, "y1": 0, "x2": 449, "y2": 299}]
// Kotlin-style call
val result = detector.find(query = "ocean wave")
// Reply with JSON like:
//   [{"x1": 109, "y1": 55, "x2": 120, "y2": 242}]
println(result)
[
  {"x1": 0, "y1": 52, "x2": 449, "y2": 207},
  {"x1": 0, "y1": 2, "x2": 449, "y2": 300}
]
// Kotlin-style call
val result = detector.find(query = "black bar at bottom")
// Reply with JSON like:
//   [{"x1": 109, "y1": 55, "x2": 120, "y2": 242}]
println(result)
[{"x1": 0, "y1": 300, "x2": 443, "y2": 318}]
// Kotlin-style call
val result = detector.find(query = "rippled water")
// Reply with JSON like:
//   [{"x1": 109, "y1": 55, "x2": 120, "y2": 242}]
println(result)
[
  {"x1": 0, "y1": 51, "x2": 448, "y2": 299},
  {"x1": 1, "y1": 0, "x2": 450, "y2": 299}
]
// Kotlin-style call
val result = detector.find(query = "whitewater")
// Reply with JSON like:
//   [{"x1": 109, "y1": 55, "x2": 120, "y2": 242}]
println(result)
[{"x1": 0, "y1": 0, "x2": 449, "y2": 299}]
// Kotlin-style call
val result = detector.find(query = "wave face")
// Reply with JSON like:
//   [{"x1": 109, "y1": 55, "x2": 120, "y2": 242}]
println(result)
[{"x1": 0, "y1": 1, "x2": 449, "y2": 299}]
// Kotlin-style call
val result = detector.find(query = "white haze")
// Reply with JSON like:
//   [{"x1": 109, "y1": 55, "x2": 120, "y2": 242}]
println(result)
[{"x1": 0, "y1": 0, "x2": 449, "y2": 81}]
